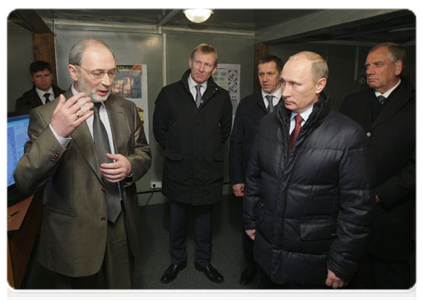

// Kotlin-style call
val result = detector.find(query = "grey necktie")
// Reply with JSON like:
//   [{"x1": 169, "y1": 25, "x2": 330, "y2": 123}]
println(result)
[
  {"x1": 266, "y1": 95, "x2": 274, "y2": 113},
  {"x1": 377, "y1": 95, "x2": 386, "y2": 104},
  {"x1": 43, "y1": 93, "x2": 51, "y2": 103},
  {"x1": 92, "y1": 103, "x2": 121, "y2": 223},
  {"x1": 195, "y1": 85, "x2": 202, "y2": 108}
]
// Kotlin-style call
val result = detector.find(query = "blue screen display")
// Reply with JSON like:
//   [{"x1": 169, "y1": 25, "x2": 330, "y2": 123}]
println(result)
[{"x1": 7, "y1": 115, "x2": 30, "y2": 187}]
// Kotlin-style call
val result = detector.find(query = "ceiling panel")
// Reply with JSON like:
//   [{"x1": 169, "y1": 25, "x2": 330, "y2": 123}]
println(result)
[{"x1": 9, "y1": 9, "x2": 416, "y2": 45}]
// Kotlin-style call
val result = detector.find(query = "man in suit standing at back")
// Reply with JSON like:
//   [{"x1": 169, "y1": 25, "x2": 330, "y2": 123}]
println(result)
[
  {"x1": 15, "y1": 60, "x2": 65, "y2": 115},
  {"x1": 340, "y1": 42, "x2": 415, "y2": 289},
  {"x1": 153, "y1": 43, "x2": 232, "y2": 284},
  {"x1": 14, "y1": 38, "x2": 151, "y2": 289},
  {"x1": 229, "y1": 55, "x2": 283, "y2": 285}
]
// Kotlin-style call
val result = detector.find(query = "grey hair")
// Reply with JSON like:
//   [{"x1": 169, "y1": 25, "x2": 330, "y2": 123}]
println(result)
[
  {"x1": 69, "y1": 38, "x2": 115, "y2": 65},
  {"x1": 369, "y1": 42, "x2": 406, "y2": 64}
]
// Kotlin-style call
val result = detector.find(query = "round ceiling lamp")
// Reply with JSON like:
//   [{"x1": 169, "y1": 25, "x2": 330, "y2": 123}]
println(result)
[{"x1": 183, "y1": 9, "x2": 213, "y2": 24}]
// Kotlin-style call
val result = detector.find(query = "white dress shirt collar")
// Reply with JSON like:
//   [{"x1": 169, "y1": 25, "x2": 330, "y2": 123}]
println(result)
[
  {"x1": 36, "y1": 87, "x2": 54, "y2": 104},
  {"x1": 289, "y1": 106, "x2": 314, "y2": 134},
  {"x1": 261, "y1": 87, "x2": 282, "y2": 107},
  {"x1": 375, "y1": 79, "x2": 401, "y2": 99},
  {"x1": 188, "y1": 73, "x2": 207, "y2": 101}
]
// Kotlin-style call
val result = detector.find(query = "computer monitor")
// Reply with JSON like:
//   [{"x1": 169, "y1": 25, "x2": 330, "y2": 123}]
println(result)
[{"x1": 7, "y1": 114, "x2": 30, "y2": 206}]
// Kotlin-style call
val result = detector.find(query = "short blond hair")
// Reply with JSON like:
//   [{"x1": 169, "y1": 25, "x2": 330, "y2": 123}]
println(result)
[{"x1": 190, "y1": 43, "x2": 218, "y2": 66}]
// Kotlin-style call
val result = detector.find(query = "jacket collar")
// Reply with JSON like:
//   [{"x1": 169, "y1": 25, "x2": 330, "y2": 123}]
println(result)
[
  {"x1": 370, "y1": 77, "x2": 415, "y2": 129},
  {"x1": 181, "y1": 69, "x2": 218, "y2": 93},
  {"x1": 276, "y1": 90, "x2": 331, "y2": 129},
  {"x1": 181, "y1": 69, "x2": 220, "y2": 107},
  {"x1": 254, "y1": 92, "x2": 268, "y2": 113}
]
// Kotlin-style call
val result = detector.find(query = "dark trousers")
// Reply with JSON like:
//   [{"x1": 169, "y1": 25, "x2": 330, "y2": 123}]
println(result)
[
  {"x1": 169, "y1": 201, "x2": 213, "y2": 267},
  {"x1": 257, "y1": 266, "x2": 350, "y2": 300},
  {"x1": 50, "y1": 207, "x2": 133, "y2": 289},
  {"x1": 352, "y1": 252, "x2": 413, "y2": 289}
]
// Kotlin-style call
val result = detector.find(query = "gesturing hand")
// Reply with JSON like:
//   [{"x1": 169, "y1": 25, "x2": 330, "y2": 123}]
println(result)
[
  {"x1": 50, "y1": 93, "x2": 94, "y2": 138},
  {"x1": 100, "y1": 153, "x2": 132, "y2": 183}
]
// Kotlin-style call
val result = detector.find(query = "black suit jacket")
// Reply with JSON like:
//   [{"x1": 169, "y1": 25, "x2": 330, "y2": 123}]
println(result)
[
  {"x1": 340, "y1": 78, "x2": 415, "y2": 261},
  {"x1": 229, "y1": 92, "x2": 268, "y2": 185},
  {"x1": 15, "y1": 85, "x2": 65, "y2": 115}
]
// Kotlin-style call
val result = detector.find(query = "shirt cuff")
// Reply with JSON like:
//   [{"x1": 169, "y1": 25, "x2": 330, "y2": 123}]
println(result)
[{"x1": 49, "y1": 124, "x2": 72, "y2": 148}]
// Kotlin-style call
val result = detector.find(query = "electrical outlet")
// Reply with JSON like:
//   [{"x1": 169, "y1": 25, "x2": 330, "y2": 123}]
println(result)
[{"x1": 150, "y1": 181, "x2": 162, "y2": 189}]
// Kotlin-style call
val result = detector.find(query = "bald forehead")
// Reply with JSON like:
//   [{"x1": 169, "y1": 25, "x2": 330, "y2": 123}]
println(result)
[
  {"x1": 286, "y1": 51, "x2": 328, "y2": 81},
  {"x1": 81, "y1": 43, "x2": 114, "y2": 63},
  {"x1": 284, "y1": 56, "x2": 312, "y2": 74}
]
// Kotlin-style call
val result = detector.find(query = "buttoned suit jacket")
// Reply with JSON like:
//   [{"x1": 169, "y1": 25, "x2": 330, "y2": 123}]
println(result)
[
  {"x1": 15, "y1": 85, "x2": 65, "y2": 115},
  {"x1": 14, "y1": 90, "x2": 152, "y2": 277},
  {"x1": 340, "y1": 78, "x2": 415, "y2": 261},
  {"x1": 229, "y1": 92, "x2": 268, "y2": 186}
]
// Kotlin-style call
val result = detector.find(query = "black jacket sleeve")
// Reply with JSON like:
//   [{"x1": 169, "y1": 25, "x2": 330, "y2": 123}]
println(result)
[
  {"x1": 229, "y1": 105, "x2": 245, "y2": 185},
  {"x1": 243, "y1": 134, "x2": 262, "y2": 230},
  {"x1": 152, "y1": 88, "x2": 169, "y2": 150}
]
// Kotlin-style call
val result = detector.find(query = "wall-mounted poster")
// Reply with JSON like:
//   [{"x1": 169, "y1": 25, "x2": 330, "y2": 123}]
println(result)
[
  {"x1": 212, "y1": 64, "x2": 241, "y2": 116},
  {"x1": 112, "y1": 64, "x2": 149, "y2": 142}
]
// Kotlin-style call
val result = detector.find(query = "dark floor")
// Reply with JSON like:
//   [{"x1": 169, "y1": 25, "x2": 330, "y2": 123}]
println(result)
[{"x1": 19, "y1": 196, "x2": 420, "y2": 300}]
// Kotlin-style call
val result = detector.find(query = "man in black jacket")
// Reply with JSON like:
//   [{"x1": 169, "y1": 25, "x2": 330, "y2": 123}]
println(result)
[
  {"x1": 230, "y1": 55, "x2": 283, "y2": 285},
  {"x1": 244, "y1": 51, "x2": 374, "y2": 289},
  {"x1": 340, "y1": 43, "x2": 415, "y2": 289},
  {"x1": 153, "y1": 44, "x2": 232, "y2": 284},
  {"x1": 15, "y1": 61, "x2": 65, "y2": 115}
]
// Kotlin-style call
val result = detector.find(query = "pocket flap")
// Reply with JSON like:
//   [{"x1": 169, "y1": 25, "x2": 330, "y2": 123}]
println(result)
[
  {"x1": 164, "y1": 150, "x2": 183, "y2": 161},
  {"x1": 300, "y1": 221, "x2": 336, "y2": 241},
  {"x1": 213, "y1": 152, "x2": 224, "y2": 161}
]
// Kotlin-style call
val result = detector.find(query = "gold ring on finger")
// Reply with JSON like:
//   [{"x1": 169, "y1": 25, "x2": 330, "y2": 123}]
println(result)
[{"x1": 75, "y1": 112, "x2": 80, "y2": 118}]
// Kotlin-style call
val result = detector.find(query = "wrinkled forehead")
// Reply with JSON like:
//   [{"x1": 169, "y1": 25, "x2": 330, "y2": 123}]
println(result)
[
  {"x1": 81, "y1": 45, "x2": 116, "y2": 68},
  {"x1": 366, "y1": 47, "x2": 392, "y2": 63}
]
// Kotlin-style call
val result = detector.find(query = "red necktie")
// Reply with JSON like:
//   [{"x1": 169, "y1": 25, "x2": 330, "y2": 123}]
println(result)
[{"x1": 289, "y1": 114, "x2": 303, "y2": 153}]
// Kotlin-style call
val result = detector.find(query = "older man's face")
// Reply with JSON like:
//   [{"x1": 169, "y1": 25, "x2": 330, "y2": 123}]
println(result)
[
  {"x1": 71, "y1": 45, "x2": 116, "y2": 103},
  {"x1": 281, "y1": 57, "x2": 324, "y2": 113},
  {"x1": 365, "y1": 47, "x2": 402, "y2": 94}
]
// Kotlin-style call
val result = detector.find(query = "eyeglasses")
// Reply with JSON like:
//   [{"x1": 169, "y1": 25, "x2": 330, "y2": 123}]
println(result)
[{"x1": 74, "y1": 64, "x2": 119, "y2": 80}]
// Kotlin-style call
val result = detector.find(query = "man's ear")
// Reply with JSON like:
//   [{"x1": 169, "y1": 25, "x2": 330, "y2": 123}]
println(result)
[
  {"x1": 394, "y1": 60, "x2": 403, "y2": 76},
  {"x1": 68, "y1": 64, "x2": 79, "y2": 81},
  {"x1": 211, "y1": 64, "x2": 218, "y2": 75},
  {"x1": 315, "y1": 77, "x2": 327, "y2": 94}
]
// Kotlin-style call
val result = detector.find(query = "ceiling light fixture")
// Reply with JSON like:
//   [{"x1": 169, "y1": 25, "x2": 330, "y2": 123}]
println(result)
[{"x1": 183, "y1": 9, "x2": 213, "y2": 24}]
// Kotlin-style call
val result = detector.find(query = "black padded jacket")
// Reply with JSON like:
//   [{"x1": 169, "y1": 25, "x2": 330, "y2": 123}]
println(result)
[{"x1": 243, "y1": 92, "x2": 375, "y2": 285}]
